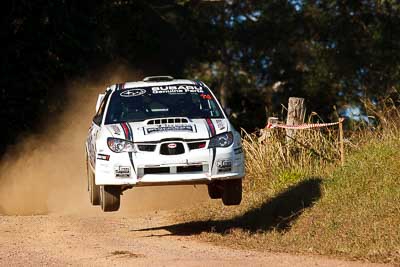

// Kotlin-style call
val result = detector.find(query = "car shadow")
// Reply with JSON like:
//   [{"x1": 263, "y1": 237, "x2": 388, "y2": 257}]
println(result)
[{"x1": 133, "y1": 177, "x2": 323, "y2": 236}]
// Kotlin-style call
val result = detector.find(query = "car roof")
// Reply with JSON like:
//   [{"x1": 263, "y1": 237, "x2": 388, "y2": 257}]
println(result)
[{"x1": 106, "y1": 77, "x2": 204, "y2": 92}]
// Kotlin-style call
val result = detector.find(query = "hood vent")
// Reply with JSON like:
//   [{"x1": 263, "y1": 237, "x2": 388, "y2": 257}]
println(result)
[{"x1": 147, "y1": 117, "x2": 188, "y2": 125}]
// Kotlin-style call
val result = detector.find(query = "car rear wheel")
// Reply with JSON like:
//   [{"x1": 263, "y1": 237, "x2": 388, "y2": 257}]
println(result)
[
  {"x1": 87, "y1": 158, "x2": 100, "y2": 205},
  {"x1": 207, "y1": 183, "x2": 222, "y2": 199},
  {"x1": 222, "y1": 179, "x2": 242, "y2": 206},
  {"x1": 100, "y1": 185, "x2": 121, "y2": 212}
]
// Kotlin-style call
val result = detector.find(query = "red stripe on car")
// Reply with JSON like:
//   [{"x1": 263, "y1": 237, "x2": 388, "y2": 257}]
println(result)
[
  {"x1": 206, "y1": 118, "x2": 216, "y2": 136},
  {"x1": 121, "y1": 123, "x2": 129, "y2": 139}
]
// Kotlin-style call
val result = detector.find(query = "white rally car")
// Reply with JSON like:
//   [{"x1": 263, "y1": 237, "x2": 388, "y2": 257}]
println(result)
[{"x1": 85, "y1": 76, "x2": 245, "y2": 211}]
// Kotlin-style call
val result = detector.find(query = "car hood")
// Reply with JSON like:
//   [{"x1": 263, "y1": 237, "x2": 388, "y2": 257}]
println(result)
[{"x1": 104, "y1": 118, "x2": 229, "y2": 142}]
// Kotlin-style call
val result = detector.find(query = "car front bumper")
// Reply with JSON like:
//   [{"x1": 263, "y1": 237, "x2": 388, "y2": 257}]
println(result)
[{"x1": 94, "y1": 145, "x2": 245, "y2": 186}]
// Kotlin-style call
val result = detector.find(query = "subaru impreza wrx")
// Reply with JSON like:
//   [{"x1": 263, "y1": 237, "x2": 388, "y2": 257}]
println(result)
[{"x1": 85, "y1": 76, "x2": 245, "y2": 211}]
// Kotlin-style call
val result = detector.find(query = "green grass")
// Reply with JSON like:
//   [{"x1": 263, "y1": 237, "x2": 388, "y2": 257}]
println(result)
[
  {"x1": 174, "y1": 130, "x2": 400, "y2": 264},
  {"x1": 311, "y1": 137, "x2": 400, "y2": 262}
]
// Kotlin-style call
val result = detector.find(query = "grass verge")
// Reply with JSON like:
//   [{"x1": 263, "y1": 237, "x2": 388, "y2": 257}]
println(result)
[{"x1": 172, "y1": 124, "x2": 400, "y2": 264}]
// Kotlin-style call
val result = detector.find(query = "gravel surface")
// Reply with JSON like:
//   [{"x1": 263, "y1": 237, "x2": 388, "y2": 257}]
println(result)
[{"x1": 0, "y1": 209, "x2": 390, "y2": 266}]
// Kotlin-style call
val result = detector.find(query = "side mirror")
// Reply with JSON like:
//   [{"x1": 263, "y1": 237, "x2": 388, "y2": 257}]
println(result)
[{"x1": 95, "y1": 94, "x2": 105, "y2": 113}]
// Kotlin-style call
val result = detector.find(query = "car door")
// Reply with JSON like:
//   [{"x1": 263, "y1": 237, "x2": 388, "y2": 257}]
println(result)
[{"x1": 87, "y1": 91, "x2": 111, "y2": 169}]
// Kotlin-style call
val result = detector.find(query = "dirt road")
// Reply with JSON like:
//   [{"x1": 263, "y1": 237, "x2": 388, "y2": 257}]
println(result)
[{"x1": 0, "y1": 201, "x2": 389, "y2": 267}]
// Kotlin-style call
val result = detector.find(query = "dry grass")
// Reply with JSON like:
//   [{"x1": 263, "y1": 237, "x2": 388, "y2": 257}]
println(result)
[
  {"x1": 242, "y1": 121, "x2": 339, "y2": 194},
  {"x1": 173, "y1": 100, "x2": 400, "y2": 264}
]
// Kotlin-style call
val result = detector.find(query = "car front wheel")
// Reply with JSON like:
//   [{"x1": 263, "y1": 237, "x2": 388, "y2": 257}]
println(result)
[
  {"x1": 87, "y1": 158, "x2": 100, "y2": 205},
  {"x1": 100, "y1": 185, "x2": 121, "y2": 212},
  {"x1": 207, "y1": 183, "x2": 222, "y2": 199},
  {"x1": 222, "y1": 179, "x2": 242, "y2": 206}
]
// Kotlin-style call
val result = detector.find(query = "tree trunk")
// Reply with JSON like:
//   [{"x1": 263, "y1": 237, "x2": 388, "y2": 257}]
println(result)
[
  {"x1": 220, "y1": 68, "x2": 229, "y2": 108},
  {"x1": 219, "y1": 51, "x2": 231, "y2": 109}
]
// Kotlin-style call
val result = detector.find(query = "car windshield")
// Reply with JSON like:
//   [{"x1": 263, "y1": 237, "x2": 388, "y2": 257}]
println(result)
[{"x1": 104, "y1": 84, "x2": 224, "y2": 124}]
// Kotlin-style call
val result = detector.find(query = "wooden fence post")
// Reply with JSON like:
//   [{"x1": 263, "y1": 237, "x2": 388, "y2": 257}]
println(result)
[
  {"x1": 286, "y1": 97, "x2": 306, "y2": 141},
  {"x1": 339, "y1": 118, "x2": 345, "y2": 166}
]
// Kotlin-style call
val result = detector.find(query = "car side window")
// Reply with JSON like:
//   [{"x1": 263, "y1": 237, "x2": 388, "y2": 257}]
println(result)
[{"x1": 93, "y1": 91, "x2": 111, "y2": 126}]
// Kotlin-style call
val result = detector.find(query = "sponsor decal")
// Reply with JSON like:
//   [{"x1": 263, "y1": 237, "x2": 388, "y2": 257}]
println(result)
[
  {"x1": 97, "y1": 154, "x2": 110, "y2": 161},
  {"x1": 110, "y1": 125, "x2": 121, "y2": 135},
  {"x1": 151, "y1": 84, "x2": 204, "y2": 94},
  {"x1": 120, "y1": 88, "x2": 146, "y2": 97},
  {"x1": 217, "y1": 160, "x2": 232, "y2": 172},
  {"x1": 87, "y1": 124, "x2": 97, "y2": 167},
  {"x1": 115, "y1": 166, "x2": 131, "y2": 178},
  {"x1": 146, "y1": 125, "x2": 193, "y2": 134},
  {"x1": 216, "y1": 119, "x2": 225, "y2": 130},
  {"x1": 200, "y1": 93, "x2": 212, "y2": 100},
  {"x1": 217, "y1": 160, "x2": 232, "y2": 168}
]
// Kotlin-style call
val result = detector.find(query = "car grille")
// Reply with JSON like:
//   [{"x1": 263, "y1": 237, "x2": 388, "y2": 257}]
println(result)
[
  {"x1": 160, "y1": 142, "x2": 185, "y2": 155},
  {"x1": 136, "y1": 140, "x2": 207, "y2": 155}
]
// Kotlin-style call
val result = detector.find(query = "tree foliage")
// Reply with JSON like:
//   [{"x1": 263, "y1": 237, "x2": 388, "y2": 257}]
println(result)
[{"x1": 1, "y1": 0, "x2": 399, "y2": 151}]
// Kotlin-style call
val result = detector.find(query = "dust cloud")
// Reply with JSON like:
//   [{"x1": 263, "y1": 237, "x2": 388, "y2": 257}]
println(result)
[{"x1": 0, "y1": 65, "x2": 207, "y2": 216}]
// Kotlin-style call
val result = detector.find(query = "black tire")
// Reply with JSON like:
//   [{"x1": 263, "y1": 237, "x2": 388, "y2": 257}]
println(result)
[
  {"x1": 87, "y1": 158, "x2": 100, "y2": 205},
  {"x1": 100, "y1": 185, "x2": 121, "y2": 212},
  {"x1": 222, "y1": 179, "x2": 242, "y2": 206},
  {"x1": 207, "y1": 183, "x2": 222, "y2": 199}
]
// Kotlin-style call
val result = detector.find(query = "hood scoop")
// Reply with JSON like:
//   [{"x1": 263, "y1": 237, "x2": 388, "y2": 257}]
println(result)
[{"x1": 146, "y1": 117, "x2": 189, "y2": 125}]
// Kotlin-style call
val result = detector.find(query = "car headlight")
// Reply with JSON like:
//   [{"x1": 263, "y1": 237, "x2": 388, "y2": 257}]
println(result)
[
  {"x1": 107, "y1": 138, "x2": 136, "y2": 153},
  {"x1": 208, "y1": 132, "x2": 234, "y2": 148}
]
